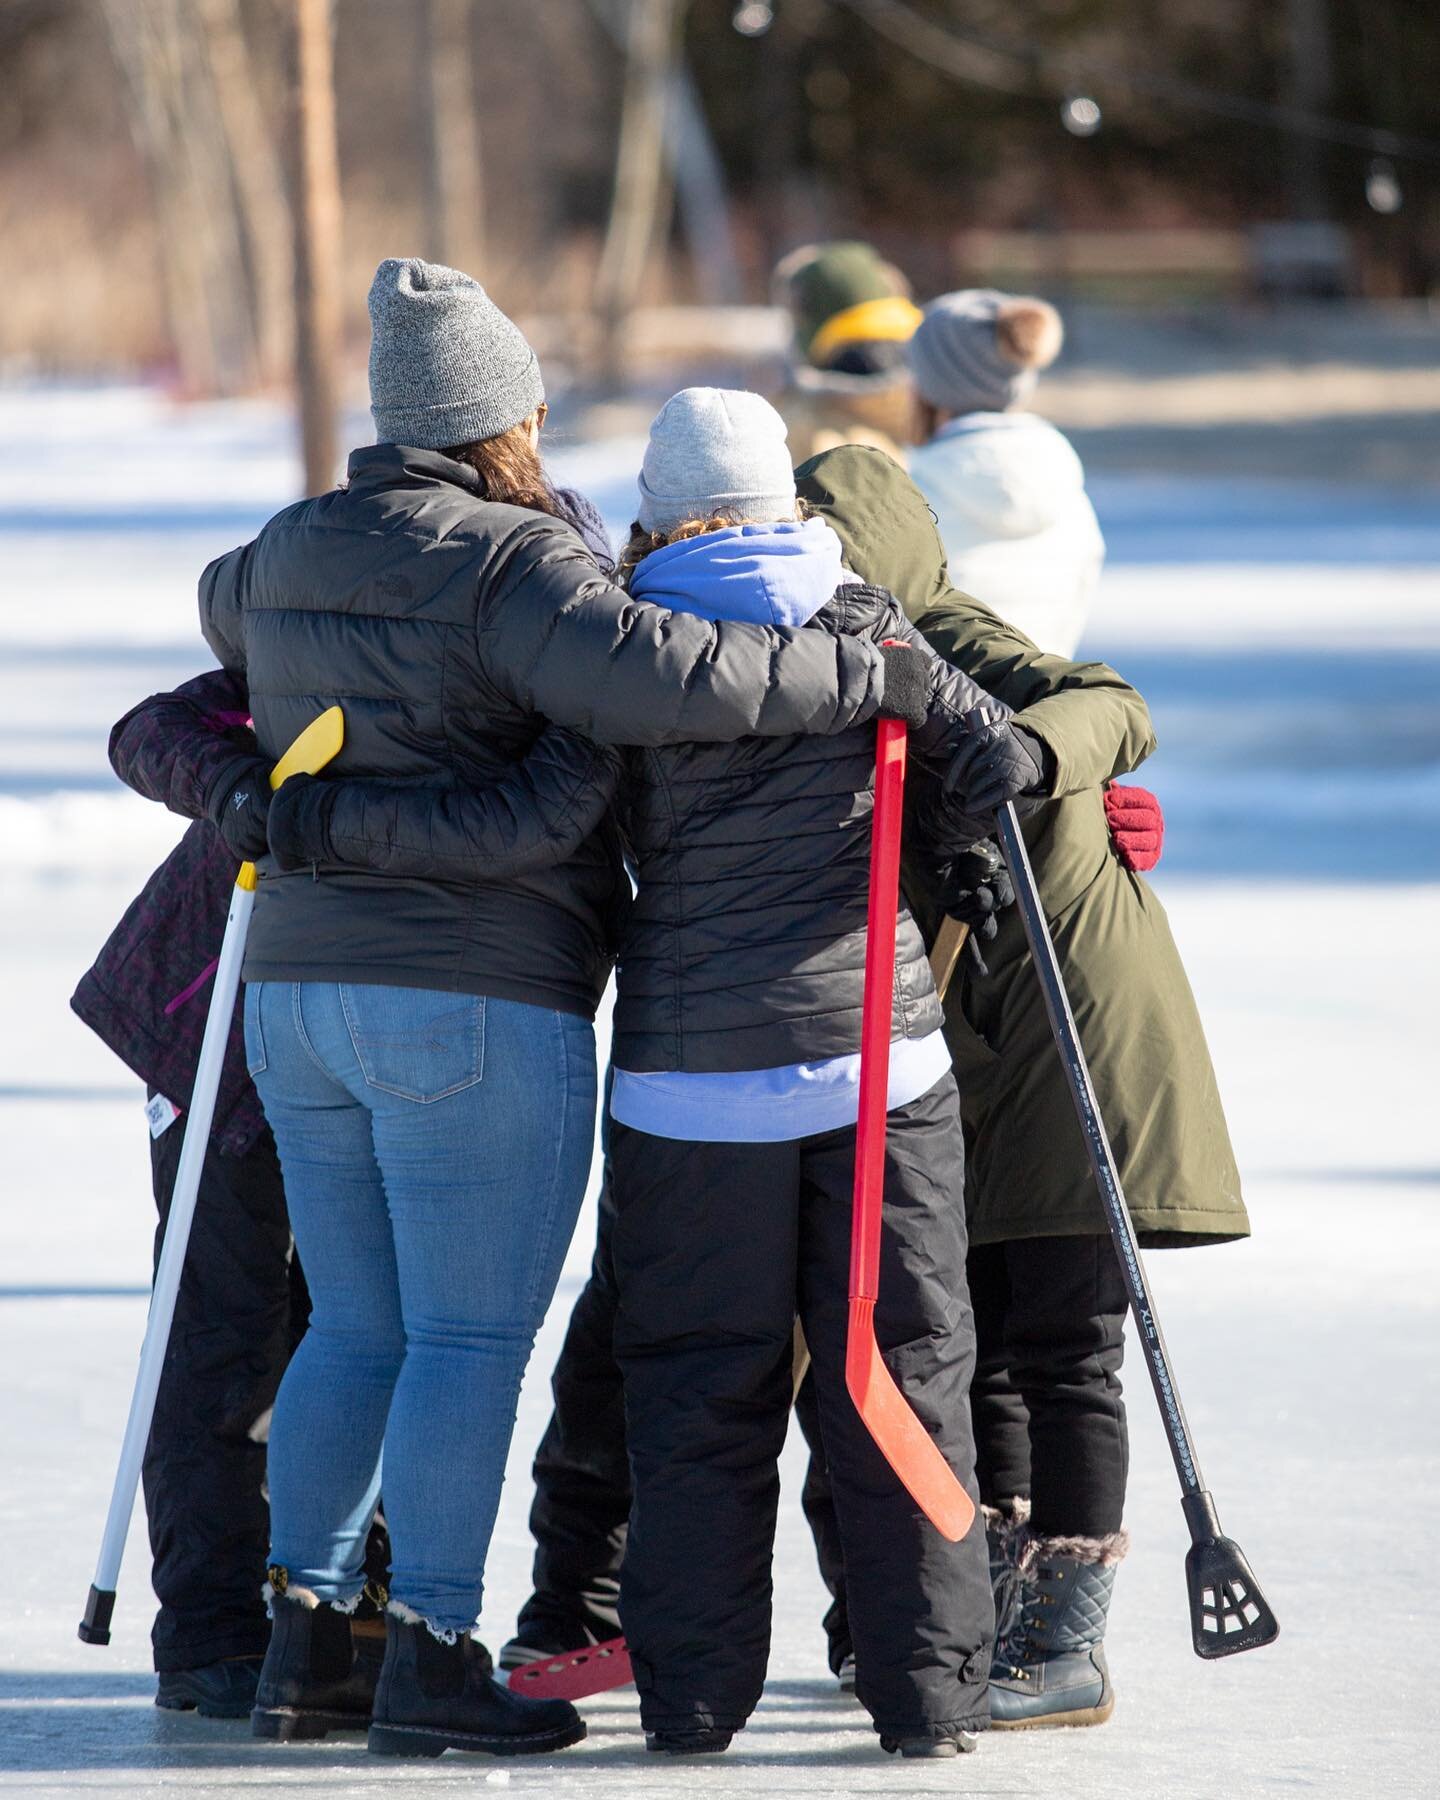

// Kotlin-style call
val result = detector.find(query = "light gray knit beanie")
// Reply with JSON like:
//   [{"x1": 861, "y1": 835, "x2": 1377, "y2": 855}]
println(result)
[
  {"x1": 367, "y1": 257, "x2": 544, "y2": 449},
  {"x1": 637, "y1": 387, "x2": 796, "y2": 533},
  {"x1": 906, "y1": 288, "x2": 1063, "y2": 415}
]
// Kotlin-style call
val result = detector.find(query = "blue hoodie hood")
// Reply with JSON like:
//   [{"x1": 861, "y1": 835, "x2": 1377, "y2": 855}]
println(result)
[{"x1": 628, "y1": 516, "x2": 847, "y2": 627}]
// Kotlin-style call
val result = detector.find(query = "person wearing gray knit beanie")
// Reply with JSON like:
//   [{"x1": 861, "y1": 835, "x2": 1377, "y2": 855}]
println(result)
[
  {"x1": 637, "y1": 387, "x2": 797, "y2": 534},
  {"x1": 367, "y1": 257, "x2": 545, "y2": 450},
  {"x1": 906, "y1": 289, "x2": 1103, "y2": 659},
  {"x1": 906, "y1": 289, "x2": 1063, "y2": 420}
]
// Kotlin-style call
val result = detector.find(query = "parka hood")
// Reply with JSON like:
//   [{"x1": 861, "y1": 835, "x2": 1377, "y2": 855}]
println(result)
[
  {"x1": 628, "y1": 515, "x2": 847, "y2": 627},
  {"x1": 795, "y1": 445, "x2": 952, "y2": 624}
]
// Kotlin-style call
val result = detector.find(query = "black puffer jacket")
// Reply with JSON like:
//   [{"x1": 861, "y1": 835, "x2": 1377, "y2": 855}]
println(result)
[
  {"x1": 199, "y1": 445, "x2": 885, "y2": 1019},
  {"x1": 611, "y1": 583, "x2": 1000, "y2": 1073}
]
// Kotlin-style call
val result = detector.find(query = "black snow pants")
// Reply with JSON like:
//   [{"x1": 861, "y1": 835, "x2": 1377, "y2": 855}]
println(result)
[
  {"x1": 516, "y1": 1170, "x2": 627, "y2": 1642},
  {"x1": 144, "y1": 1115, "x2": 303, "y2": 1672},
  {"x1": 967, "y1": 1235, "x2": 1129, "y2": 1536},
  {"x1": 609, "y1": 1075, "x2": 992, "y2": 1743},
  {"x1": 799, "y1": 1232, "x2": 1130, "y2": 1668}
]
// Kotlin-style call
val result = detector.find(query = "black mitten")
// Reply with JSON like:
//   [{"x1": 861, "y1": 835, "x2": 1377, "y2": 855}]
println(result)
[
  {"x1": 877, "y1": 641, "x2": 932, "y2": 729},
  {"x1": 266, "y1": 774, "x2": 336, "y2": 872}
]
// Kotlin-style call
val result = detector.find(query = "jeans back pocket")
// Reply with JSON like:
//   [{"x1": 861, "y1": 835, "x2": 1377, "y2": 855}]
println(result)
[{"x1": 338, "y1": 985, "x2": 486, "y2": 1103}]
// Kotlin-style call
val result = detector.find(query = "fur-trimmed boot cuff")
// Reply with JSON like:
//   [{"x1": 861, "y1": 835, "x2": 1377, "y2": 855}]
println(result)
[
  {"x1": 981, "y1": 1495, "x2": 1032, "y2": 1532},
  {"x1": 1016, "y1": 1527, "x2": 1130, "y2": 1576}
]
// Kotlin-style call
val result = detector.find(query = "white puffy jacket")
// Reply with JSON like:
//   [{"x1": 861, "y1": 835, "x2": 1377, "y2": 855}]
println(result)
[{"x1": 908, "y1": 412, "x2": 1105, "y2": 658}]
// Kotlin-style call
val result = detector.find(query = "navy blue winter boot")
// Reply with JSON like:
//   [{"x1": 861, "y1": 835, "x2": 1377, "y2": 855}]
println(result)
[{"x1": 989, "y1": 1531, "x2": 1127, "y2": 1730}]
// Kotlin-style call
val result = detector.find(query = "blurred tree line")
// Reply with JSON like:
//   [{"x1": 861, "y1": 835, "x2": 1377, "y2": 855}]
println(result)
[{"x1": 0, "y1": 0, "x2": 1433, "y2": 391}]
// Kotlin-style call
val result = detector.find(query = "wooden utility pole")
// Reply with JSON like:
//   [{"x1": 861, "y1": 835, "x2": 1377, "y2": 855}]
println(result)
[
  {"x1": 292, "y1": 0, "x2": 343, "y2": 495},
  {"x1": 417, "y1": 0, "x2": 484, "y2": 271}
]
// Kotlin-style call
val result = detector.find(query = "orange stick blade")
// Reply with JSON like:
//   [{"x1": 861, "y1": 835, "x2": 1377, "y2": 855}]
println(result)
[{"x1": 846, "y1": 1297, "x2": 975, "y2": 1542}]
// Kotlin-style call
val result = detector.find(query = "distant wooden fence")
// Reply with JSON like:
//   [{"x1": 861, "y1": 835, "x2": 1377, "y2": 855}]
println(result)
[{"x1": 953, "y1": 225, "x2": 1351, "y2": 303}]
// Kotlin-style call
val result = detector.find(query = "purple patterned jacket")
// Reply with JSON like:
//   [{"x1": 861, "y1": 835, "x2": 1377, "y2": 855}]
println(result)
[{"x1": 70, "y1": 668, "x2": 268, "y2": 1155}]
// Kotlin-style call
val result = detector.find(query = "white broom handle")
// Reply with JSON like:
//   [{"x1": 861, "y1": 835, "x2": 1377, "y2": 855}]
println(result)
[{"x1": 90, "y1": 873, "x2": 256, "y2": 1593}]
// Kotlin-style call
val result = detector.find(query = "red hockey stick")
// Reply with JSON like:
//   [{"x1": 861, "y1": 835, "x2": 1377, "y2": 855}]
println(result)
[{"x1": 846, "y1": 717, "x2": 974, "y2": 1543}]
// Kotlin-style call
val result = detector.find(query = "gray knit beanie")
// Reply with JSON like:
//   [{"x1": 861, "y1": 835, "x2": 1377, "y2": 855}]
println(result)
[
  {"x1": 906, "y1": 288, "x2": 1063, "y2": 416},
  {"x1": 367, "y1": 257, "x2": 544, "y2": 449},
  {"x1": 637, "y1": 387, "x2": 796, "y2": 533}
]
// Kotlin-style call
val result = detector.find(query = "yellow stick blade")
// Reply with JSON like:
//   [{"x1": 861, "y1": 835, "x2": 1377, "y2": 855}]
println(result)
[{"x1": 269, "y1": 706, "x2": 344, "y2": 791}]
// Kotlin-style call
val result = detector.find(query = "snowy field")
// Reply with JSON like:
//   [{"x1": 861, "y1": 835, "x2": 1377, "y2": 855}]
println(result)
[{"x1": 1, "y1": 386, "x2": 1437, "y2": 1797}]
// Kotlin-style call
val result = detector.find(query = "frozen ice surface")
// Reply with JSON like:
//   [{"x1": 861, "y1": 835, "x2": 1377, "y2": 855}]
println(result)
[{"x1": 1, "y1": 387, "x2": 1437, "y2": 1796}]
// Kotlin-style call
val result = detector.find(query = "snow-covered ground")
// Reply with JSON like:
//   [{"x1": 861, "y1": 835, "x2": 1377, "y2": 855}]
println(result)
[{"x1": 1, "y1": 386, "x2": 1437, "y2": 1797}]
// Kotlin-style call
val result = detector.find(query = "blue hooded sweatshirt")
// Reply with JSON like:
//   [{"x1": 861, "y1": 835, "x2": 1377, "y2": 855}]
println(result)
[
  {"x1": 612, "y1": 518, "x2": 950, "y2": 1143},
  {"x1": 628, "y1": 516, "x2": 845, "y2": 627}
]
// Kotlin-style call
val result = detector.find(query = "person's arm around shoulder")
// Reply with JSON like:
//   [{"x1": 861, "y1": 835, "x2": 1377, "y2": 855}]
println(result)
[
  {"x1": 109, "y1": 668, "x2": 272, "y2": 859},
  {"x1": 867, "y1": 606, "x2": 1048, "y2": 826},
  {"x1": 266, "y1": 727, "x2": 624, "y2": 883},
  {"x1": 474, "y1": 515, "x2": 888, "y2": 747},
  {"x1": 914, "y1": 592, "x2": 1155, "y2": 797},
  {"x1": 198, "y1": 541, "x2": 253, "y2": 675}
]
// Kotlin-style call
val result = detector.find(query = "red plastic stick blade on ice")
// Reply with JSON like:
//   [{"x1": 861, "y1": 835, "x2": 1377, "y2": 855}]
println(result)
[
  {"x1": 846, "y1": 716, "x2": 974, "y2": 1544},
  {"x1": 506, "y1": 1636, "x2": 634, "y2": 1701}
]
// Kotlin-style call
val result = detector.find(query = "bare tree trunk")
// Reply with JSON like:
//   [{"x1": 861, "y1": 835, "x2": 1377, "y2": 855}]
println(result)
[
  {"x1": 292, "y1": 0, "x2": 343, "y2": 495},
  {"x1": 197, "y1": 0, "x2": 295, "y2": 384},
  {"x1": 595, "y1": 0, "x2": 682, "y2": 374},
  {"x1": 101, "y1": 0, "x2": 260, "y2": 394},
  {"x1": 416, "y1": 0, "x2": 485, "y2": 273}
]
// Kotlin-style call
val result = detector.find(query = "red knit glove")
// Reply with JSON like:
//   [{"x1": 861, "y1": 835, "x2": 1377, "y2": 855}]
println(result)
[{"x1": 1104, "y1": 783, "x2": 1164, "y2": 872}]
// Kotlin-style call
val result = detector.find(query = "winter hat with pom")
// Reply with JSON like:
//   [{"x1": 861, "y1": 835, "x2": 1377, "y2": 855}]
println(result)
[
  {"x1": 367, "y1": 256, "x2": 544, "y2": 449},
  {"x1": 906, "y1": 289, "x2": 1063, "y2": 416},
  {"x1": 637, "y1": 387, "x2": 796, "y2": 534}
]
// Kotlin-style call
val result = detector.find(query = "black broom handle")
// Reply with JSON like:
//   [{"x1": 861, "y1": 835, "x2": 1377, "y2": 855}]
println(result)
[{"x1": 995, "y1": 803, "x2": 1209, "y2": 1513}]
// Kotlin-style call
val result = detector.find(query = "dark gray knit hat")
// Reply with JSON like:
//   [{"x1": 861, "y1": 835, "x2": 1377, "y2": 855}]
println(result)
[
  {"x1": 906, "y1": 288, "x2": 1062, "y2": 416},
  {"x1": 367, "y1": 257, "x2": 544, "y2": 449},
  {"x1": 637, "y1": 387, "x2": 796, "y2": 533}
]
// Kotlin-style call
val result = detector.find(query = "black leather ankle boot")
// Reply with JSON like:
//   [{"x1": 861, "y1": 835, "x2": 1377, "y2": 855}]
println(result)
[
  {"x1": 367, "y1": 1609, "x2": 586, "y2": 1758},
  {"x1": 250, "y1": 1569, "x2": 380, "y2": 1740}
]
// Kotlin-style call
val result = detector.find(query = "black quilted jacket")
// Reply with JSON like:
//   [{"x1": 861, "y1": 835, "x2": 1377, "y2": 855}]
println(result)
[
  {"x1": 198, "y1": 445, "x2": 885, "y2": 1018},
  {"x1": 610, "y1": 582, "x2": 998, "y2": 1073},
  {"x1": 294, "y1": 578, "x2": 1007, "y2": 1075}
]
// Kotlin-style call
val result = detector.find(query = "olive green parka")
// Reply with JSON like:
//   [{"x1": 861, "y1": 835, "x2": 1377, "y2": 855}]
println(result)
[{"x1": 798, "y1": 445, "x2": 1248, "y2": 1248}]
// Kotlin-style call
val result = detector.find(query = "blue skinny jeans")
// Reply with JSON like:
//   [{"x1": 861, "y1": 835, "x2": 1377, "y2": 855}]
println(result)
[{"x1": 244, "y1": 981, "x2": 596, "y2": 1633}]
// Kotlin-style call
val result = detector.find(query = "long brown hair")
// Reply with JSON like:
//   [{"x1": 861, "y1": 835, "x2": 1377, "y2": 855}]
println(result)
[{"x1": 442, "y1": 417, "x2": 563, "y2": 520}]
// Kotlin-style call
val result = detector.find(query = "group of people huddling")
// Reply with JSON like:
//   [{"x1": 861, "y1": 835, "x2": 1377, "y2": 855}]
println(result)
[{"x1": 74, "y1": 243, "x2": 1248, "y2": 1763}]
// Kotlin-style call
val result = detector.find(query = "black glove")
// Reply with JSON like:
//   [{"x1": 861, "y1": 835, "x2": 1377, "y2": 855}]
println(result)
[
  {"x1": 877, "y1": 640, "x2": 932, "y2": 729},
  {"x1": 937, "y1": 841, "x2": 1014, "y2": 939},
  {"x1": 943, "y1": 706, "x2": 1048, "y2": 816},
  {"x1": 266, "y1": 773, "x2": 335, "y2": 872},
  {"x1": 206, "y1": 756, "x2": 273, "y2": 861},
  {"x1": 936, "y1": 840, "x2": 1014, "y2": 977}
]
